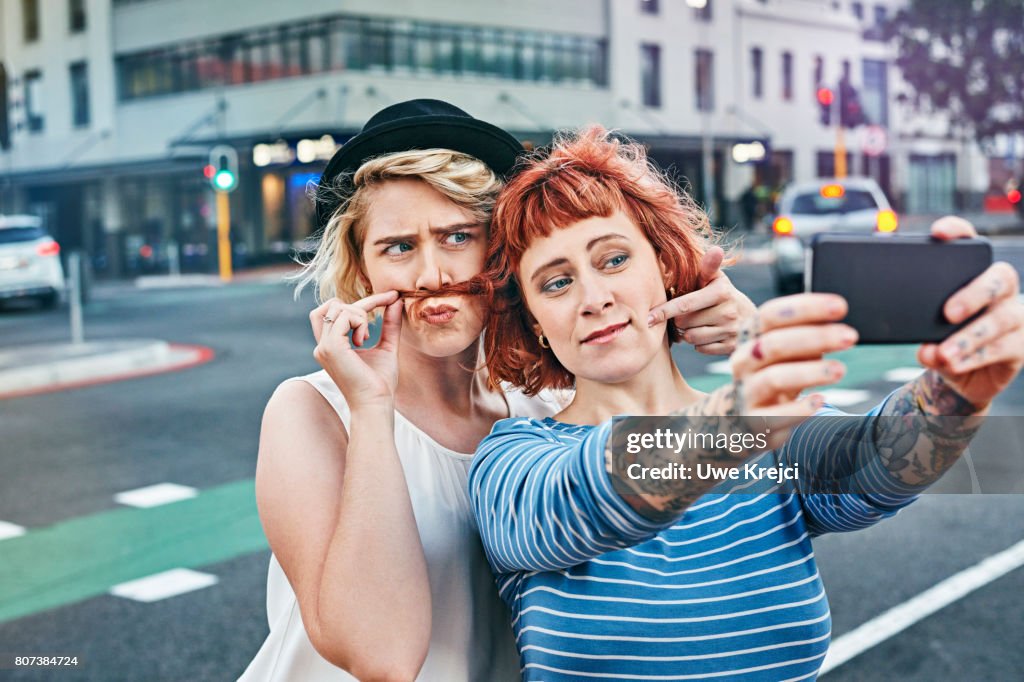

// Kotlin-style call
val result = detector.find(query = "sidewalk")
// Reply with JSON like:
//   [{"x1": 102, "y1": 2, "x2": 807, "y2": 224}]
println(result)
[{"x1": 0, "y1": 265, "x2": 297, "y2": 399}]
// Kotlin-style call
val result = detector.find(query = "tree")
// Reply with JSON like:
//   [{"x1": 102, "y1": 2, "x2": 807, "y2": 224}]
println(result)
[{"x1": 887, "y1": 0, "x2": 1024, "y2": 149}]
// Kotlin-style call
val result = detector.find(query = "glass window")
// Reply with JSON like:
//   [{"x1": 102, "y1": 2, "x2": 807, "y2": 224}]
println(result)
[
  {"x1": 696, "y1": 48, "x2": 714, "y2": 111},
  {"x1": 24, "y1": 70, "x2": 44, "y2": 132},
  {"x1": 640, "y1": 44, "x2": 661, "y2": 107},
  {"x1": 70, "y1": 61, "x2": 90, "y2": 127},
  {"x1": 640, "y1": 0, "x2": 659, "y2": 14},
  {"x1": 861, "y1": 58, "x2": 888, "y2": 126},
  {"x1": 851, "y1": 2, "x2": 864, "y2": 20},
  {"x1": 23, "y1": 0, "x2": 40, "y2": 42},
  {"x1": 873, "y1": 4, "x2": 887, "y2": 25},
  {"x1": 781, "y1": 51, "x2": 793, "y2": 101},
  {"x1": 69, "y1": 0, "x2": 86, "y2": 32},
  {"x1": 0, "y1": 227, "x2": 45, "y2": 244},
  {"x1": 751, "y1": 47, "x2": 762, "y2": 98}
]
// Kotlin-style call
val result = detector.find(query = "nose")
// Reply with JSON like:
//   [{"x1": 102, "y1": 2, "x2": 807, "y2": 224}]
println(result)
[
  {"x1": 578, "y1": 272, "x2": 614, "y2": 316},
  {"x1": 413, "y1": 244, "x2": 454, "y2": 291}
]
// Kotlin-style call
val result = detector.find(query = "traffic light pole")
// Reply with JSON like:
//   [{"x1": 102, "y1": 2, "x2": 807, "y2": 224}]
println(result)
[
  {"x1": 835, "y1": 126, "x2": 847, "y2": 179},
  {"x1": 216, "y1": 189, "x2": 232, "y2": 282}
]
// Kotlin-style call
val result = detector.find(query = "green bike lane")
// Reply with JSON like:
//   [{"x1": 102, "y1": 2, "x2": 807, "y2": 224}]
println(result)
[{"x1": 0, "y1": 344, "x2": 922, "y2": 625}]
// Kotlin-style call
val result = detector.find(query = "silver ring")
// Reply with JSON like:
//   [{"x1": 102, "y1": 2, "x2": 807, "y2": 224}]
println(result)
[{"x1": 323, "y1": 316, "x2": 335, "y2": 324}]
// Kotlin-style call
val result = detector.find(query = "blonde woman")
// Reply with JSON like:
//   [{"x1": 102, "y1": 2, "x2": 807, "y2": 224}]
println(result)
[{"x1": 240, "y1": 101, "x2": 755, "y2": 681}]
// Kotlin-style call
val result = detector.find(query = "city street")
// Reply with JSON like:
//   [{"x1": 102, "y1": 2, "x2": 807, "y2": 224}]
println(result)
[{"x1": 0, "y1": 237, "x2": 1022, "y2": 680}]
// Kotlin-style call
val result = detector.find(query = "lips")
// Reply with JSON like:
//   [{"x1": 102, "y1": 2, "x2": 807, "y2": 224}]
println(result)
[
  {"x1": 419, "y1": 304, "x2": 458, "y2": 325},
  {"x1": 581, "y1": 321, "x2": 629, "y2": 344}
]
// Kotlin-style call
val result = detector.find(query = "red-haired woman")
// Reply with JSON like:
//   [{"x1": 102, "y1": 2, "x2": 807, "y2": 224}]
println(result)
[{"x1": 468, "y1": 126, "x2": 1024, "y2": 680}]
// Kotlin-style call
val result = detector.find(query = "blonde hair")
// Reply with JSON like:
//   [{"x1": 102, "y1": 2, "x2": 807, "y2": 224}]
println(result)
[{"x1": 292, "y1": 149, "x2": 504, "y2": 304}]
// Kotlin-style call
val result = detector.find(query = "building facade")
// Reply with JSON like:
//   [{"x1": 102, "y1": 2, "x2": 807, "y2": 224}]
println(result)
[{"x1": 0, "y1": 0, "x2": 989, "y2": 278}]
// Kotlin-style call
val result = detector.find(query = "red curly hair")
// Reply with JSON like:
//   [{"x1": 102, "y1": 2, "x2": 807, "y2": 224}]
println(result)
[{"x1": 482, "y1": 125, "x2": 717, "y2": 396}]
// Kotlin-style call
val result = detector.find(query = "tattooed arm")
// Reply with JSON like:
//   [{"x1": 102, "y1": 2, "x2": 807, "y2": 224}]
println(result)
[{"x1": 872, "y1": 371, "x2": 986, "y2": 487}]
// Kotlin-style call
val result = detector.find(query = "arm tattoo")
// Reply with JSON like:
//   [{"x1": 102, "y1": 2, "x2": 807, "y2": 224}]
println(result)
[
  {"x1": 874, "y1": 370, "x2": 985, "y2": 486},
  {"x1": 604, "y1": 381, "x2": 760, "y2": 523}
]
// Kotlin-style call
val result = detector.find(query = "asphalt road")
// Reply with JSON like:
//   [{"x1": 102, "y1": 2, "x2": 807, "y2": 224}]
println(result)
[{"x1": 0, "y1": 238, "x2": 1022, "y2": 681}]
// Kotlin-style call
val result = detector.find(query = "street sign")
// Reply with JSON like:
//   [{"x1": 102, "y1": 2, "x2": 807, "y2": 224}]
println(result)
[{"x1": 862, "y1": 125, "x2": 887, "y2": 157}]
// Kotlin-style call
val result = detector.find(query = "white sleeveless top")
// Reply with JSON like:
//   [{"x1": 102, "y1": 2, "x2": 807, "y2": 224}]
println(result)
[{"x1": 239, "y1": 370, "x2": 559, "y2": 682}]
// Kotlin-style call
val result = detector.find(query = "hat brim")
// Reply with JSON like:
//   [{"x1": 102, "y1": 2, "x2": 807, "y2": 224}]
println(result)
[{"x1": 315, "y1": 116, "x2": 523, "y2": 230}]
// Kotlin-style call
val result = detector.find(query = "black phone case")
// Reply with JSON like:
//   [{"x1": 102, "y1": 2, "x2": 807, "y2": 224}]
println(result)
[{"x1": 809, "y1": 234, "x2": 993, "y2": 344}]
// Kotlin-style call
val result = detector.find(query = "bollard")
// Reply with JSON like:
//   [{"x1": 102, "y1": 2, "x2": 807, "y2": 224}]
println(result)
[
  {"x1": 68, "y1": 251, "x2": 84, "y2": 345},
  {"x1": 168, "y1": 241, "x2": 181, "y2": 277}
]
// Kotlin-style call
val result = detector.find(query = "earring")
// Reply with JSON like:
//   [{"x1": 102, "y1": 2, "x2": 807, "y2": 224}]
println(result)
[
  {"x1": 538, "y1": 334, "x2": 550, "y2": 349},
  {"x1": 666, "y1": 286, "x2": 676, "y2": 298}
]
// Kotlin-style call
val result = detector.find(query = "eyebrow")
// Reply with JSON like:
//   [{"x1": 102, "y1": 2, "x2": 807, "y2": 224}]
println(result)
[
  {"x1": 372, "y1": 222, "x2": 482, "y2": 246},
  {"x1": 528, "y1": 232, "x2": 629, "y2": 285}
]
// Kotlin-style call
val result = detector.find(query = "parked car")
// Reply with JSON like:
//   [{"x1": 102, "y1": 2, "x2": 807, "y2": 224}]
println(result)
[
  {"x1": 0, "y1": 215, "x2": 65, "y2": 309},
  {"x1": 770, "y1": 177, "x2": 897, "y2": 294}
]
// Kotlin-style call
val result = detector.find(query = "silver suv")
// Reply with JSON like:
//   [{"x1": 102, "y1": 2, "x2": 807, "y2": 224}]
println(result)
[{"x1": 770, "y1": 177, "x2": 897, "y2": 294}]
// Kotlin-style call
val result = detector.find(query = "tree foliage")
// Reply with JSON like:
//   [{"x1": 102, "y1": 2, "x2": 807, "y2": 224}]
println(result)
[{"x1": 887, "y1": 0, "x2": 1024, "y2": 147}]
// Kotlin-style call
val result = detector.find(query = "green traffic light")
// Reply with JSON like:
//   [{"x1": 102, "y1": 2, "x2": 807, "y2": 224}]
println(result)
[{"x1": 214, "y1": 170, "x2": 236, "y2": 191}]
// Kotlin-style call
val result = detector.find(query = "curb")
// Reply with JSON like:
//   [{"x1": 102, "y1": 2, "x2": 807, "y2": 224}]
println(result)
[{"x1": 0, "y1": 341, "x2": 215, "y2": 400}]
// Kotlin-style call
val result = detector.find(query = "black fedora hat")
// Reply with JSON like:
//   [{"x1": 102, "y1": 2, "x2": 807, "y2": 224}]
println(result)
[{"x1": 314, "y1": 99, "x2": 524, "y2": 230}]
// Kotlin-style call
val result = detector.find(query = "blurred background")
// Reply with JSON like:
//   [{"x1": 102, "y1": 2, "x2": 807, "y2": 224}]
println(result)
[{"x1": 1, "y1": 0, "x2": 1022, "y2": 680}]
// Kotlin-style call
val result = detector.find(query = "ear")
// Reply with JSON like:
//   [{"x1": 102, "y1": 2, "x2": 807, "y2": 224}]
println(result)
[{"x1": 657, "y1": 253, "x2": 674, "y2": 289}]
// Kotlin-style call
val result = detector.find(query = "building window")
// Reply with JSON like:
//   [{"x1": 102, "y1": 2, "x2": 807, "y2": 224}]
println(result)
[
  {"x1": 873, "y1": 4, "x2": 888, "y2": 25},
  {"x1": 695, "y1": 48, "x2": 714, "y2": 112},
  {"x1": 693, "y1": 0, "x2": 713, "y2": 21},
  {"x1": 116, "y1": 13, "x2": 609, "y2": 100},
  {"x1": 23, "y1": 0, "x2": 40, "y2": 42},
  {"x1": 781, "y1": 51, "x2": 793, "y2": 101},
  {"x1": 750, "y1": 47, "x2": 763, "y2": 99},
  {"x1": 640, "y1": 0, "x2": 659, "y2": 14},
  {"x1": 861, "y1": 58, "x2": 888, "y2": 126},
  {"x1": 70, "y1": 61, "x2": 90, "y2": 127},
  {"x1": 24, "y1": 70, "x2": 44, "y2": 133},
  {"x1": 640, "y1": 43, "x2": 661, "y2": 107},
  {"x1": 69, "y1": 0, "x2": 86, "y2": 32},
  {"x1": 851, "y1": 2, "x2": 864, "y2": 20}
]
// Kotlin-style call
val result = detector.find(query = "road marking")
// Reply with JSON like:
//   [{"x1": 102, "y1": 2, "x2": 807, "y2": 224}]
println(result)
[
  {"x1": 883, "y1": 367, "x2": 924, "y2": 383},
  {"x1": 0, "y1": 479, "x2": 266, "y2": 624},
  {"x1": 0, "y1": 521, "x2": 26, "y2": 541},
  {"x1": 818, "y1": 389, "x2": 872, "y2": 406},
  {"x1": 109, "y1": 568, "x2": 218, "y2": 603},
  {"x1": 114, "y1": 483, "x2": 198, "y2": 508},
  {"x1": 706, "y1": 360, "x2": 732, "y2": 375},
  {"x1": 821, "y1": 538, "x2": 1024, "y2": 675}
]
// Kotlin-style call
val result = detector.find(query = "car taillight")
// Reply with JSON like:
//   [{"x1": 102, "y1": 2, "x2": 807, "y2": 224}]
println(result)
[
  {"x1": 36, "y1": 240, "x2": 60, "y2": 257},
  {"x1": 820, "y1": 184, "x2": 845, "y2": 199},
  {"x1": 1009, "y1": 189, "x2": 1022, "y2": 204},
  {"x1": 876, "y1": 210, "x2": 898, "y2": 233},
  {"x1": 772, "y1": 216, "x2": 794, "y2": 235}
]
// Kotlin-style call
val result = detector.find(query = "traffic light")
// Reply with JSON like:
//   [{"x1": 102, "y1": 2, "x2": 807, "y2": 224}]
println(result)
[
  {"x1": 838, "y1": 77, "x2": 866, "y2": 129},
  {"x1": 816, "y1": 87, "x2": 834, "y2": 126},
  {"x1": 208, "y1": 145, "x2": 238, "y2": 193}
]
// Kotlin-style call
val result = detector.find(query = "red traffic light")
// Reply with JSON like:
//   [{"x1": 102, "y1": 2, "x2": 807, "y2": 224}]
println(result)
[
  {"x1": 817, "y1": 87, "x2": 834, "y2": 106},
  {"x1": 203, "y1": 164, "x2": 216, "y2": 179},
  {"x1": 1009, "y1": 189, "x2": 1022, "y2": 204}
]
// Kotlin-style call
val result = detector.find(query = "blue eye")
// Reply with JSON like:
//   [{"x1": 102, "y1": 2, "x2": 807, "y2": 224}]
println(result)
[
  {"x1": 542, "y1": 277, "x2": 572, "y2": 293},
  {"x1": 445, "y1": 232, "x2": 471, "y2": 245},
  {"x1": 384, "y1": 242, "x2": 412, "y2": 256},
  {"x1": 605, "y1": 254, "x2": 629, "y2": 268}
]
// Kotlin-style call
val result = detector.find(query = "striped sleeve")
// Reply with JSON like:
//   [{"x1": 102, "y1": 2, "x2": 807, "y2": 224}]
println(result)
[
  {"x1": 468, "y1": 418, "x2": 674, "y2": 573},
  {"x1": 781, "y1": 391, "x2": 928, "y2": 537}
]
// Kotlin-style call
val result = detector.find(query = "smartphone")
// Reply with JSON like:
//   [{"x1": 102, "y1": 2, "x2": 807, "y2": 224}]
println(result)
[{"x1": 808, "y1": 233, "x2": 993, "y2": 344}]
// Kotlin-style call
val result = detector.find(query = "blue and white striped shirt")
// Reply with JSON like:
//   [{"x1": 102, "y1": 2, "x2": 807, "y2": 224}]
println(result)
[{"x1": 468, "y1": 399, "x2": 926, "y2": 680}]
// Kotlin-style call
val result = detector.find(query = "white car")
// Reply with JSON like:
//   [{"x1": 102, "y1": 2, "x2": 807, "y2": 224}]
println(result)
[
  {"x1": 770, "y1": 177, "x2": 897, "y2": 294},
  {"x1": 0, "y1": 215, "x2": 65, "y2": 308}
]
